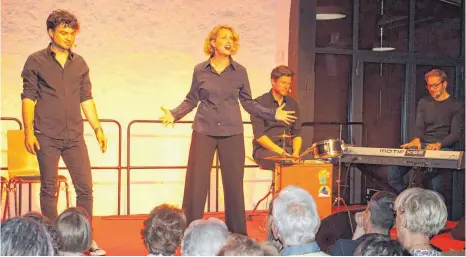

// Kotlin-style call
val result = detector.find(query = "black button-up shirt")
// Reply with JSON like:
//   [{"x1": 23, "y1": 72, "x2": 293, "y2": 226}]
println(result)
[
  {"x1": 251, "y1": 90, "x2": 301, "y2": 155},
  {"x1": 170, "y1": 58, "x2": 276, "y2": 136},
  {"x1": 21, "y1": 45, "x2": 93, "y2": 140}
]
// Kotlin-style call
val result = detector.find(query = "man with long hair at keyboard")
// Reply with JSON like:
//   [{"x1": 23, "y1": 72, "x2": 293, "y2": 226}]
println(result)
[{"x1": 387, "y1": 69, "x2": 464, "y2": 212}]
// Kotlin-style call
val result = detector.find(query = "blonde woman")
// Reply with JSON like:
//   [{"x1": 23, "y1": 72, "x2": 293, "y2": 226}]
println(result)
[
  {"x1": 394, "y1": 188, "x2": 447, "y2": 256},
  {"x1": 160, "y1": 25, "x2": 296, "y2": 235}
]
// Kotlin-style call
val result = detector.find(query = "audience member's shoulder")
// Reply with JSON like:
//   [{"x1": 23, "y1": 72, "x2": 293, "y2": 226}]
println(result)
[
  {"x1": 330, "y1": 239, "x2": 357, "y2": 256},
  {"x1": 300, "y1": 251, "x2": 330, "y2": 256},
  {"x1": 443, "y1": 249, "x2": 465, "y2": 256}
]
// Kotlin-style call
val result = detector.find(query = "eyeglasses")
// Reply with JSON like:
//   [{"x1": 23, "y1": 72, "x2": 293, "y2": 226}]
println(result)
[{"x1": 426, "y1": 81, "x2": 444, "y2": 89}]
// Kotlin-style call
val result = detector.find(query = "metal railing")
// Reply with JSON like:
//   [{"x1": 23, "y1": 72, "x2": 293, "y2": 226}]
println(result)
[
  {"x1": 0, "y1": 117, "x2": 23, "y2": 130},
  {"x1": 2, "y1": 116, "x2": 364, "y2": 215},
  {"x1": 126, "y1": 120, "x2": 251, "y2": 215},
  {"x1": 125, "y1": 120, "x2": 364, "y2": 215},
  {"x1": 0, "y1": 117, "x2": 123, "y2": 215}
]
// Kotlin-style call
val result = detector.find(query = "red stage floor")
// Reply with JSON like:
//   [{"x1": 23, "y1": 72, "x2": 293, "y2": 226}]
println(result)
[
  {"x1": 93, "y1": 210, "x2": 271, "y2": 256},
  {"x1": 92, "y1": 208, "x2": 465, "y2": 256}
]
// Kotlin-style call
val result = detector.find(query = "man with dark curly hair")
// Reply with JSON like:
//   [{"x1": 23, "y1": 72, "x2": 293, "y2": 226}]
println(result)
[
  {"x1": 141, "y1": 204, "x2": 187, "y2": 256},
  {"x1": 20, "y1": 9, "x2": 107, "y2": 256}
]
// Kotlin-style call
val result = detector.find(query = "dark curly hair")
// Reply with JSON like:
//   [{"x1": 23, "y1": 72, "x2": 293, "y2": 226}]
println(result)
[
  {"x1": 46, "y1": 9, "x2": 80, "y2": 31},
  {"x1": 23, "y1": 212, "x2": 63, "y2": 255},
  {"x1": 354, "y1": 234, "x2": 410, "y2": 256},
  {"x1": 141, "y1": 204, "x2": 186, "y2": 256}
]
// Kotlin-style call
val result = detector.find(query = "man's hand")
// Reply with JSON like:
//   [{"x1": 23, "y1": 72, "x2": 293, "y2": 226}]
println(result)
[
  {"x1": 160, "y1": 106, "x2": 175, "y2": 127},
  {"x1": 355, "y1": 211, "x2": 366, "y2": 227},
  {"x1": 277, "y1": 148, "x2": 292, "y2": 156},
  {"x1": 352, "y1": 211, "x2": 368, "y2": 240},
  {"x1": 95, "y1": 128, "x2": 107, "y2": 153},
  {"x1": 426, "y1": 142, "x2": 441, "y2": 150},
  {"x1": 401, "y1": 138, "x2": 421, "y2": 149},
  {"x1": 275, "y1": 104, "x2": 297, "y2": 125},
  {"x1": 24, "y1": 131, "x2": 40, "y2": 155}
]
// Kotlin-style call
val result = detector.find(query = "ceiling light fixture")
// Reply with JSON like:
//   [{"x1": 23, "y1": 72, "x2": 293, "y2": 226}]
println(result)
[
  {"x1": 372, "y1": 0, "x2": 395, "y2": 52},
  {"x1": 316, "y1": 6, "x2": 346, "y2": 20}
]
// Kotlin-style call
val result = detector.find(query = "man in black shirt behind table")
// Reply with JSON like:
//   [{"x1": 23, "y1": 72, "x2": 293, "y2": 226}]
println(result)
[
  {"x1": 387, "y1": 69, "x2": 464, "y2": 211},
  {"x1": 251, "y1": 65, "x2": 303, "y2": 170},
  {"x1": 21, "y1": 9, "x2": 107, "y2": 255}
]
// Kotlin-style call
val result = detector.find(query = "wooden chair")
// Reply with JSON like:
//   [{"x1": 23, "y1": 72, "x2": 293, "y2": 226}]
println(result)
[{"x1": 6, "y1": 130, "x2": 70, "y2": 216}]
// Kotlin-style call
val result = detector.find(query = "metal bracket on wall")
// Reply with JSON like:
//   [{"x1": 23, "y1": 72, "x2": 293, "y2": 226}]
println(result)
[{"x1": 355, "y1": 61, "x2": 361, "y2": 76}]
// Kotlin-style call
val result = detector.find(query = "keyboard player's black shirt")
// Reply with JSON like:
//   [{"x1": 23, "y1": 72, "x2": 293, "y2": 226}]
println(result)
[{"x1": 413, "y1": 96, "x2": 464, "y2": 147}]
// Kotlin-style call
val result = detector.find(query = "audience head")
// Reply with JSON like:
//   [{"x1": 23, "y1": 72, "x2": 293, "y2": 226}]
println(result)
[
  {"x1": 394, "y1": 187, "x2": 447, "y2": 244},
  {"x1": 354, "y1": 234, "x2": 410, "y2": 256},
  {"x1": 1, "y1": 217, "x2": 55, "y2": 256},
  {"x1": 259, "y1": 241, "x2": 280, "y2": 256},
  {"x1": 217, "y1": 233, "x2": 273, "y2": 256},
  {"x1": 271, "y1": 185, "x2": 320, "y2": 246},
  {"x1": 181, "y1": 218, "x2": 229, "y2": 256},
  {"x1": 23, "y1": 211, "x2": 63, "y2": 255},
  {"x1": 362, "y1": 191, "x2": 396, "y2": 233},
  {"x1": 266, "y1": 200, "x2": 283, "y2": 252},
  {"x1": 141, "y1": 204, "x2": 186, "y2": 255},
  {"x1": 55, "y1": 207, "x2": 92, "y2": 253}
]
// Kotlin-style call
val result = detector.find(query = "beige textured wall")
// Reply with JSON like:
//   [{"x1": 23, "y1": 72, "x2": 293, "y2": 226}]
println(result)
[{"x1": 1, "y1": 0, "x2": 290, "y2": 215}]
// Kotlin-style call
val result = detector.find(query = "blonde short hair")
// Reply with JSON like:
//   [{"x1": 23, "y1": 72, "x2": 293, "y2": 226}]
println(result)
[
  {"x1": 394, "y1": 188, "x2": 447, "y2": 237},
  {"x1": 203, "y1": 25, "x2": 240, "y2": 56}
]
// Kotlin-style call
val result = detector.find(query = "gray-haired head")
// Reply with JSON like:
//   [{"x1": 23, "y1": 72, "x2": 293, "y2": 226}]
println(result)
[
  {"x1": 181, "y1": 218, "x2": 229, "y2": 256},
  {"x1": 395, "y1": 187, "x2": 447, "y2": 237},
  {"x1": 367, "y1": 191, "x2": 396, "y2": 231},
  {"x1": 266, "y1": 199, "x2": 283, "y2": 252},
  {"x1": 23, "y1": 211, "x2": 63, "y2": 255},
  {"x1": 55, "y1": 207, "x2": 92, "y2": 253},
  {"x1": 272, "y1": 185, "x2": 320, "y2": 246},
  {"x1": 354, "y1": 234, "x2": 410, "y2": 256},
  {"x1": 1, "y1": 217, "x2": 55, "y2": 256}
]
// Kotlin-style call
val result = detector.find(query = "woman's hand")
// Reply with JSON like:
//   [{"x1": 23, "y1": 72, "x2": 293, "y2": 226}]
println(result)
[
  {"x1": 275, "y1": 104, "x2": 297, "y2": 125},
  {"x1": 160, "y1": 106, "x2": 175, "y2": 127}
]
